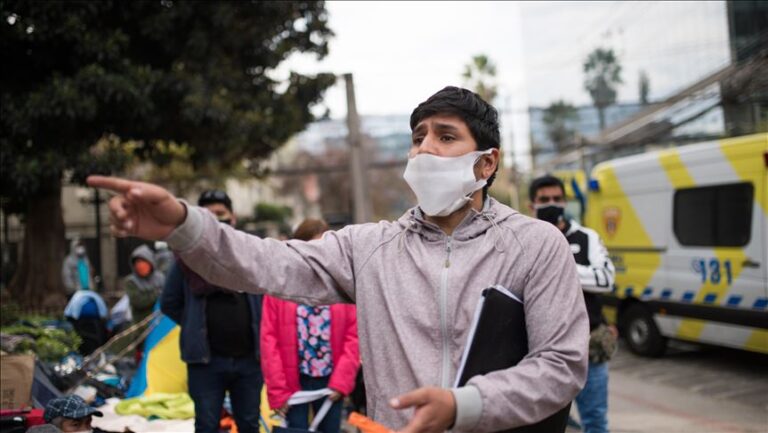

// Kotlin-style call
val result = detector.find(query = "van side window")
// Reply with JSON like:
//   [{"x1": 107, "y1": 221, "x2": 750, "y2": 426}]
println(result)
[{"x1": 673, "y1": 182, "x2": 754, "y2": 247}]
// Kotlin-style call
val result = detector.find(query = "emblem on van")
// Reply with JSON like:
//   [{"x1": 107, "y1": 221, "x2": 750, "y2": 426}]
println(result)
[{"x1": 603, "y1": 207, "x2": 621, "y2": 237}]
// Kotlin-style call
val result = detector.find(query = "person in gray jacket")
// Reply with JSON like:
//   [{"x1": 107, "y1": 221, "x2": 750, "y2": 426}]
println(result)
[
  {"x1": 61, "y1": 239, "x2": 94, "y2": 297},
  {"x1": 89, "y1": 86, "x2": 589, "y2": 433}
]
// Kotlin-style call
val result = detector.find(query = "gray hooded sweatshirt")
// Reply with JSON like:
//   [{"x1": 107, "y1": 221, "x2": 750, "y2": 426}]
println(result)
[{"x1": 166, "y1": 198, "x2": 588, "y2": 432}]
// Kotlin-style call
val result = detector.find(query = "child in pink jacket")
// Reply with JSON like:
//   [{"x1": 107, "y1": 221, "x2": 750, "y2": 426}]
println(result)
[{"x1": 260, "y1": 219, "x2": 361, "y2": 432}]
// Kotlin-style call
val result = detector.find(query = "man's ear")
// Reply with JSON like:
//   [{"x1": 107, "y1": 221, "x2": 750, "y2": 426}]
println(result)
[{"x1": 482, "y1": 148, "x2": 500, "y2": 178}]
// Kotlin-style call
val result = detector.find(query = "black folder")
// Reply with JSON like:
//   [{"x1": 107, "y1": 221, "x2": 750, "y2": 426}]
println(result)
[{"x1": 455, "y1": 286, "x2": 571, "y2": 433}]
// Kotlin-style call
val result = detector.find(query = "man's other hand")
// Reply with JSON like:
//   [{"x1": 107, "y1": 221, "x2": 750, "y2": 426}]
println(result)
[
  {"x1": 87, "y1": 175, "x2": 186, "y2": 240},
  {"x1": 390, "y1": 387, "x2": 456, "y2": 433}
]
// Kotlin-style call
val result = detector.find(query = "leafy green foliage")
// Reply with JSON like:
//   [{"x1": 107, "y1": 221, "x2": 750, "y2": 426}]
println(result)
[
  {"x1": 0, "y1": 301, "x2": 22, "y2": 326},
  {"x1": 1, "y1": 0, "x2": 336, "y2": 204},
  {"x1": 462, "y1": 54, "x2": 498, "y2": 103},
  {"x1": 254, "y1": 202, "x2": 293, "y2": 223},
  {"x1": 2, "y1": 321, "x2": 82, "y2": 361},
  {"x1": 1, "y1": 0, "x2": 336, "y2": 301}
]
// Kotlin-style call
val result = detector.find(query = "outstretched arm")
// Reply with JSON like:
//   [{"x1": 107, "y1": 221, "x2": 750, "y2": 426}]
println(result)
[
  {"x1": 89, "y1": 175, "x2": 356, "y2": 304},
  {"x1": 167, "y1": 205, "x2": 356, "y2": 304}
]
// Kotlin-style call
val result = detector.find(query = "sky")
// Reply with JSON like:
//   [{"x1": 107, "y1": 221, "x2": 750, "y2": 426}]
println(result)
[{"x1": 275, "y1": 1, "x2": 731, "y2": 169}]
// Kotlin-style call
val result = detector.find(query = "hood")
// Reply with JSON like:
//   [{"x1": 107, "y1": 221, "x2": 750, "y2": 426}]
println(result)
[
  {"x1": 395, "y1": 197, "x2": 519, "y2": 242},
  {"x1": 130, "y1": 244, "x2": 156, "y2": 271}
]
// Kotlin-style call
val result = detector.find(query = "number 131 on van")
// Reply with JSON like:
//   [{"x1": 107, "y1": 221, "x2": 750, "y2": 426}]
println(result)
[{"x1": 691, "y1": 258, "x2": 733, "y2": 285}]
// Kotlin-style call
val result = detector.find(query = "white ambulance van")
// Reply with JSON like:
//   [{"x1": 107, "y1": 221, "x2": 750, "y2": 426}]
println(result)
[{"x1": 585, "y1": 133, "x2": 767, "y2": 356}]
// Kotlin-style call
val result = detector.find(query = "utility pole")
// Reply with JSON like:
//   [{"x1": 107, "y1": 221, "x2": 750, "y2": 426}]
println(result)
[{"x1": 344, "y1": 73, "x2": 372, "y2": 223}]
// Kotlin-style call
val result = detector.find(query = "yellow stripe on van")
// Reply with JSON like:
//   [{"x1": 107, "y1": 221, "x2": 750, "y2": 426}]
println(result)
[
  {"x1": 744, "y1": 329, "x2": 768, "y2": 354},
  {"x1": 719, "y1": 133, "x2": 768, "y2": 214},
  {"x1": 658, "y1": 150, "x2": 696, "y2": 189},
  {"x1": 587, "y1": 164, "x2": 661, "y2": 304}
]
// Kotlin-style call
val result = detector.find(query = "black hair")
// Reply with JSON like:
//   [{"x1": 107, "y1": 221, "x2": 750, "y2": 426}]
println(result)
[
  {"x1": 410, "y1": 86, "x2": 501, "y2": 196},
  {"x1": 198, "y1": 189, "x2": 233, "y2": 212},
  {"x1": 529, "y1": 175, "x2": 566, "y2": 202}
]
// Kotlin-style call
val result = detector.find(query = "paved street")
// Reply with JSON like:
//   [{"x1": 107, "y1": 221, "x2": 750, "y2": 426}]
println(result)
[{"x1": 570, "y1": 340, "x2": 768, "y2": 433}]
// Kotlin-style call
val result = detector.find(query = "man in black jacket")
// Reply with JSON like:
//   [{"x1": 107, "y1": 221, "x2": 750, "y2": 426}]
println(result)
[
  {"x1": 161, "y1": 190, "x2": 263, "y2": 433},
  {"x1": 530, "y1": 175, "x2": 616, "y2": 433}
]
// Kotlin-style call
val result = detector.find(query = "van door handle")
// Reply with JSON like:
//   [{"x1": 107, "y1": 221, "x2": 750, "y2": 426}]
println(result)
[{"x1": 742, "y1": 259, "x2": 760, "y2": 268}]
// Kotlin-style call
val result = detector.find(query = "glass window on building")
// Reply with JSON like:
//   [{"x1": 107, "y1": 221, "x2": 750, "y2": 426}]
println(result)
[{"x1": 673, "y1": 182, "x2": 754, "y2": 247}]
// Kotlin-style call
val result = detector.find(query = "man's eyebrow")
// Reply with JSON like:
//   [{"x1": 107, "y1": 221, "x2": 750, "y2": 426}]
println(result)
[
  {"x1": 412, "y1": 123, "x2": 427, "y2": 136},
  {"x1": 432, "y1": 122, "x2": 461, "y2": 133}
]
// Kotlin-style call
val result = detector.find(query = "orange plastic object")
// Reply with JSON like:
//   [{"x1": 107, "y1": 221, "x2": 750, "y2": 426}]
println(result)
[
  {"x1": 347, "y1": 412, "x2": 393, "y2": 433},
  {"x1": 219, "y1": 415, "x2": 238, "y2": 433}
]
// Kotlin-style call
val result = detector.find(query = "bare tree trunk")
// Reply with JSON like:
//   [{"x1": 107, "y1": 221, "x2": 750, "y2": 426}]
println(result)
[
  {"x1": 9, "y1": 176, "x2": 66, "y2": 308},
  {"x1": 598, "y1": 107, "x2": 606, "y2": 131}
]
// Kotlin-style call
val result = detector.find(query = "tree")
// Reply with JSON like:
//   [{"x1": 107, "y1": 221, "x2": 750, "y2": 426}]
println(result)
[
  {"x1": 1, "y1": 1, "x2": 335, "y2": 305},
  {"x1": 254, "y1": 202, "x2": 293, "y2": 223},
  {"x1": 542, "y1": 100, "x2": 580, "y2": 153},
  {"x1": 462, "y1": 54, "x2": 497, "y2": 103},
  {"x1": 583, "y1": 48, "x2": 623, "y2": 130},
  {"x1": 639, "y1": 69, "x2": 650, "y2": 105}
]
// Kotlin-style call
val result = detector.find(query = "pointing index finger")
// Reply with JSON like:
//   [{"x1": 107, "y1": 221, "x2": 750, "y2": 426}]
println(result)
[{"x1": 87, "y1": 175, "x2": 134, "y2": 194}]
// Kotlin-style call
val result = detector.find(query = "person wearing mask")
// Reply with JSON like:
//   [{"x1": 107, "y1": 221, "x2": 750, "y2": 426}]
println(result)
[
  {"x1": 61, "y1": 240, "x2": 94, "y2": 298},
  {"x1": 529, "y1": 175, "x2": 617, "y2": 433},
  {"x1": 91, "y1": 86, "x2": 588, "y2": 433},
  {"x1": 122, "y1": 245, "x2": 165, "y2": 322},
  {"x1": 161, "y1": 190, "x2": 263, "y2": 433},
  {"x1": 261, "y1": 218, "x2": 360, "y2": 433}
]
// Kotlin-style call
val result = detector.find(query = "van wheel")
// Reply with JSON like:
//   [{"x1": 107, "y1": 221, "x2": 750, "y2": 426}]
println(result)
[{"x1": 622, "y1": 304, "x2": 667, "y2": 357}]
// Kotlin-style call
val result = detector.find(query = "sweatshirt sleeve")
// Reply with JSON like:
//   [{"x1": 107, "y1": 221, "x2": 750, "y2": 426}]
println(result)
[
  {"x1": 164, "y1": 204, "x2": 356, "y2": 305},
  {"x1": 576, "y1": 227, "x2": 615, "y2": 293},
  {"x1": 464, "y1": 222, "x2": 589, "y2": 432}
]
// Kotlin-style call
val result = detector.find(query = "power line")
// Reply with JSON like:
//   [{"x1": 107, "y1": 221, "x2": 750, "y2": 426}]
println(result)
[{"x1": 529, "y1": 1, "x2": 653, "y2": 71}]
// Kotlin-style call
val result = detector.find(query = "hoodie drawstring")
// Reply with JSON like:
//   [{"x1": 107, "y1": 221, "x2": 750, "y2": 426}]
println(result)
[
  {"x1": 398, "y1": 220, "x2": 419, "y2": 251},
  {"x1": 482, "y1": 211, "x2": 507, "y2": 252}
]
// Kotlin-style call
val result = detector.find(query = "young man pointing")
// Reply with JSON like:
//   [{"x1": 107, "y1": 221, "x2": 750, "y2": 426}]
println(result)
[{"x1": 90, "y1": 86, "x2": 588, "y2": 433}]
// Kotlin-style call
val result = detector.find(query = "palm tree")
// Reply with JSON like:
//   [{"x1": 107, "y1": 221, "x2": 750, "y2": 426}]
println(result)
[
  {"x1": 543, "y1": 100, "x2": 580, "y2": 153},
  {"x1": 583, "y1": 48, "x2": 623, "y2": 130},
  {"x1": 463, "y1": 54, "x2": 498, "y2": 103}
]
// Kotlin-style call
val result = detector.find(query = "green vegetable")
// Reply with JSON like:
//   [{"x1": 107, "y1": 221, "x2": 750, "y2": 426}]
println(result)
[{"x1": 1, "y1": 322, "x2": 82, "y2": 361}]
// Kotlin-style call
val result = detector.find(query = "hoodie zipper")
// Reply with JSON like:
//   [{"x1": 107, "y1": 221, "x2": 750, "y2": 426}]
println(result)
[{"x1": 439, "y1": 236, "x2": 453, "y2": 388}]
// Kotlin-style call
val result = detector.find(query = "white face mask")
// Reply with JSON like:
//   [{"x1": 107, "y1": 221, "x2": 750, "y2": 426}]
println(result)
[{"x1": 403, "y1": 149, "x2": 492, "y2": 217}]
